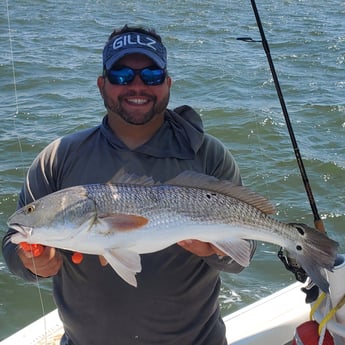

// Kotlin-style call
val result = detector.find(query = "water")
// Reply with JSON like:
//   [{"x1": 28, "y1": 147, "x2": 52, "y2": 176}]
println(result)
[{"x1": 0, "y1": 0, "x2": 344, "y2": 340}]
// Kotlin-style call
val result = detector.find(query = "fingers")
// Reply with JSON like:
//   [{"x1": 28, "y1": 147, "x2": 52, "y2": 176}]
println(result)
[
  {"x1": 19, "y1": 242, "x2": 44, "y2": 257},
  {"x1": 99, "y1": 256, "x2": 108, "y2": 266},
  {"x1": 209, "y1": 243, "x2": 228, "y2": 256},
  {"x1": 18, "y1": 242, "x2": 108, "y2": 275},
  {"x1": 177, "y1": 240, "x2": 226, "y2": 257},
  {"x1": 18, "y1": 245, "x2": 63, "y2": 277}
]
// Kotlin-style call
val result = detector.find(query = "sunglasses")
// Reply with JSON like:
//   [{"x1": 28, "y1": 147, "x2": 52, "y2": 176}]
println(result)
[{"x1": 106, "y1": 67, "x2": 166, "y2": 86}]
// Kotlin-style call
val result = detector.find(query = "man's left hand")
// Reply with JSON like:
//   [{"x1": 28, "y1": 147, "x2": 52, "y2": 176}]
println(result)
[{"x1": 177, "y1": 240, "x2": 226, "y2": 257}]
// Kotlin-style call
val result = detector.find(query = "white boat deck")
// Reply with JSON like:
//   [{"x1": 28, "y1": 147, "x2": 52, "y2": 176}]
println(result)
[
  {"x1": 225, "y1": 282, "x2": 309, "y2": 345},
  {"x1": 1, "y1": 282, "x2": 309, "y2": 345}
]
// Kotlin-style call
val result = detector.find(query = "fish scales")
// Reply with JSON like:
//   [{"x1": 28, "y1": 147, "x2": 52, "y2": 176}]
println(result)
[
  {"x1": 89, "y1": 183, "x2": 272, "y2": 231},
  {"x1": 87, "y1": 183, "x2": 323, "y2": 253}
]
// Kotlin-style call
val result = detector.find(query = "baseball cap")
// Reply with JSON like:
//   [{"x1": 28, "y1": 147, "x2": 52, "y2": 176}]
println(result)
[{"x1": 103, "y1": 31, "x2": 167, "y2": 70}]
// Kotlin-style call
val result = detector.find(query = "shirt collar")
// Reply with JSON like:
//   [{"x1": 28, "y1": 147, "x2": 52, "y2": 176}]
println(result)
[{"x1": 100, "y1": 105, "x2": 204, "y2": 159}]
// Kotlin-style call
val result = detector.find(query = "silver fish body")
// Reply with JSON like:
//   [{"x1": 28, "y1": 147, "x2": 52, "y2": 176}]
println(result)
[{"x1": 8, "y1": 171, "x2": 338, "y2": 291}]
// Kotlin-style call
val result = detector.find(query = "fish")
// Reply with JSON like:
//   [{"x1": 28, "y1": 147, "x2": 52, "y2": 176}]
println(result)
[{"x1": 8, "y1": 171, "x2": 338, "y2": 291}]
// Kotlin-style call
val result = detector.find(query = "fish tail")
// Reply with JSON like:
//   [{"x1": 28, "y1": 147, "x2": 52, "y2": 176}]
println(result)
[{"x1": 290, "y1": 223, "x2": 339, "y2": 292}]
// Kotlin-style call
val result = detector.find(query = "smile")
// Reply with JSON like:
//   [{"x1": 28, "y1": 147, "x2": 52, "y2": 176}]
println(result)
[{"x1": 126, "y1": 97, "x2": 150, "y2": 105}]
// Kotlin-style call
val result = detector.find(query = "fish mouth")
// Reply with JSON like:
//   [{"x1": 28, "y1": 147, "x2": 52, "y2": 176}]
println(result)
[
  {"x1": 8, "y1": 223, "x2": 32, "y2": 238},
  {"x1": 8, "y1": 224, "x2": 32, "y2": 245}
]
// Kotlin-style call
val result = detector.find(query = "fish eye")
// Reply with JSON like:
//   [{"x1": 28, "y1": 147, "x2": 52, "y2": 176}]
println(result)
[{"x1": 26, "y1": 205, "x2": 35, "y2": 214}]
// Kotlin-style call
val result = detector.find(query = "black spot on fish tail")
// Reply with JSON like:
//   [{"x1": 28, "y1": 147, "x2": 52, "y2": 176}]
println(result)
[{"x1": 289, "y1": 223, "x2": 339, "y2": 293}]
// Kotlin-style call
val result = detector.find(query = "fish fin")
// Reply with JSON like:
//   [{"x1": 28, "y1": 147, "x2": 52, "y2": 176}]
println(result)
[
  {"x1": 296, "y1": 254, "x2": 330, "y2": 293},
  {"x1": 108, "y1": 168, "x2": 156, "y2": 186},
  {"x1": 212, "y1": 239, "x2": 252, "y2": 267},
  {"x1": 108, "y1": 170, "x2": 274, "y2": 214},
  {"x1": 167, "y1": 171, "x2": 275, "y2": 215},
  {"x1": 97, "y1": 214, "x2": 149, "y2": 232},
  {"x1": 103, "y1": 248, "x2": 142, "y2": 287}
]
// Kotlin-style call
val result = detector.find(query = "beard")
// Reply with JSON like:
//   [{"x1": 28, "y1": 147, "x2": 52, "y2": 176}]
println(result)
[{"x1": 103, "y1": 90, "x2": 170, "y2": 125}]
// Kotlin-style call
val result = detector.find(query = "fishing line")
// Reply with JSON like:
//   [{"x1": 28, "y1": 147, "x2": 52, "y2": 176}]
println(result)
[
  {"x1": 5, "y1": 0, "x2": 18, "y2": 116},
  {"x1": 240, "y1": 0, "x2": 325, "y2": 233},
  {"x1": 5, "y1": 0, "x2": 23, "y2": 166},
  {"x1": 5, "y1": 1, "x2": 48, "y2": 343}
]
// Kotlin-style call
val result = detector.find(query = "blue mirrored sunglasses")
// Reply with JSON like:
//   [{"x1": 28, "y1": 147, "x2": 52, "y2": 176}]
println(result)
[{"x1": 106, "y1": 67, "x2": 166, "y2": 86}]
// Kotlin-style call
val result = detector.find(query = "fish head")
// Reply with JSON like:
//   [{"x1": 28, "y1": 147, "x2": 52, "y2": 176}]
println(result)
[{"x1": 8, "y1": 186, "x2": 97, "y2": 246}]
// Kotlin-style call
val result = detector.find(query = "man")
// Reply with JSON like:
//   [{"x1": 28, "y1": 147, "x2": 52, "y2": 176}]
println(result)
[{"x1": 3, "y1": 25, "x2": 255, "y2": 345}]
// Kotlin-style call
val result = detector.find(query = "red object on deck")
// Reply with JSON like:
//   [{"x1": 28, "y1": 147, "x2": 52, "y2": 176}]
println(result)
[{"x1": 292, "y1": 320, "x2": 334, "y2": 345}]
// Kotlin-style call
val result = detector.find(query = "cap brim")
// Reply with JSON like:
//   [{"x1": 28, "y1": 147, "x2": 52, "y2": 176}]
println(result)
[{"x1": 105, "y1": 48, "x2": 166, "y2": 70}]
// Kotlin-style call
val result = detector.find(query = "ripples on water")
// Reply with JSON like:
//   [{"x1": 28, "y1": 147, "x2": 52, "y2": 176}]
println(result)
[{"x1": 1, "y1": 0, "x2": 344, "y2": 339}]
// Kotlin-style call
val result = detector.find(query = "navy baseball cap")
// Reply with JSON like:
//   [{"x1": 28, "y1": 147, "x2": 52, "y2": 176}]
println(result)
[{"x1": 103, "y1": 32, "x2": 167, "y2": 70}]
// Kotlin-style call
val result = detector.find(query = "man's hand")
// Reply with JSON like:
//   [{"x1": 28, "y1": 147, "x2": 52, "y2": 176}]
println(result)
[
  {"x1": 18, "y1": 245, "x2": 63, "y2": 277},
  {"x1": 177, "y1": 240, "x2": 226, "y2": 257}
]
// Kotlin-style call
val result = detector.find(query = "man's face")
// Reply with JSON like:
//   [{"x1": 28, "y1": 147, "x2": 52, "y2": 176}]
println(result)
[{"x1": 98, "y1": 54, "x2": 172, "y2": 126}]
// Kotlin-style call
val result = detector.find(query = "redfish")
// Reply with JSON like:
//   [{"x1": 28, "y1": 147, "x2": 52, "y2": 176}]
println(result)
[{"x1": 8, "y1": 171, "x2": 338, "y2": 291}]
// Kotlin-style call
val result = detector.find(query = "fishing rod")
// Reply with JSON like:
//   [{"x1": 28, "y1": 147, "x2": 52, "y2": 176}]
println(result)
[
  {"x1": 237, "y1": 0, "x2": 328, "y2": 289},
  {"x1": 238, "y1": 0, "x2": 325, "y2": 234}
]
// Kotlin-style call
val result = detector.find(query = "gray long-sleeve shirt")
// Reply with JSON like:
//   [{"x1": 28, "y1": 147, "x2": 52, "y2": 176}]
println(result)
[{"x1": 3, "y1": 105, "x2": 255, "y2": 345}]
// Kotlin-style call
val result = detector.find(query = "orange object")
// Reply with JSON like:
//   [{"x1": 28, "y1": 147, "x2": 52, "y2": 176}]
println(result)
[
  {"x1": 292, "y1": 321, "x2": 334, "y2": 345},
  {"x1": 19, "y1": 242, "x2": 44, "y2": 257},
  {"x1": 19, "y1": 242, "x2": 83, "y2": 265},
  {"x1": 72, "y1": 252, "x2": 84, "y2": 264}
]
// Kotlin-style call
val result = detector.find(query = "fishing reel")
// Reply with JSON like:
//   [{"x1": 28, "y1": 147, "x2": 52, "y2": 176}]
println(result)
[
  {"x1": 278, "y1": 248, "x2": 319, "y2": 303},
  {"x1": 278, "y1": 247, "x2": 308, "y2": 283}
]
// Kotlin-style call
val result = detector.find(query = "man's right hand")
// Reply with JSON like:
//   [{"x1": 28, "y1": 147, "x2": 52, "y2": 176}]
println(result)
[{"x1": 18, "y1": 245, "x2": 63, "y2": 277}]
